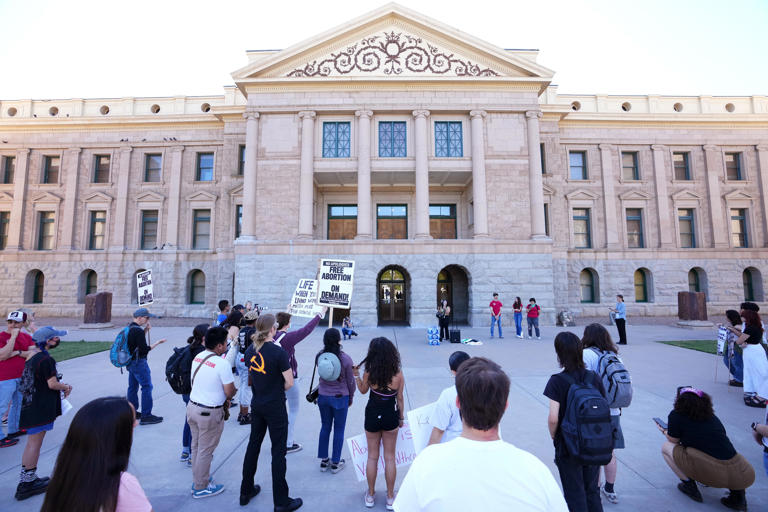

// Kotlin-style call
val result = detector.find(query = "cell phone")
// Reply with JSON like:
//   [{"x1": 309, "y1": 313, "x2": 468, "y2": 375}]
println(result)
[{"x1": 653, "y1": 417, "x2": 668, "y2": 430}]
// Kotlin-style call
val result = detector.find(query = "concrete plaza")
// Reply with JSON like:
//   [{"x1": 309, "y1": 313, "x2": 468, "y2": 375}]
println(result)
[{"x1": 1, "y1": 319, "x2": 766, "y2": 511}]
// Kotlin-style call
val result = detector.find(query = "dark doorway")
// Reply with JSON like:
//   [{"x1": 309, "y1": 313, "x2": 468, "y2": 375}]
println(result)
[
  {"x1": 437, "y1": 265, "x2": 470, "y2": 324},
  {"x1": 378, "y1": 267, "x2": 408, "y2": 325}
]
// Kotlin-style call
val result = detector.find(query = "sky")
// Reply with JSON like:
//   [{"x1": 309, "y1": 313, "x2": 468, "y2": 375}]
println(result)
[{"x1": 0, "y1": 0, "x2": 766, "y2": 100}]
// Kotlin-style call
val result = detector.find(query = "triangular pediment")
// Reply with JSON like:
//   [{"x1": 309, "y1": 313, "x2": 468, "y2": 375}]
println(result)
[
  {"x1": 186, "y1": 191, "x2": 218, "y2": 202},
  {"x1": 134, "y1": 191, "x2": 165, "y2": 203},
  {"x1": 31, "y1": 192, "x2": 62, "y2": 204},
  {"x1": 618, "y1": 190, "x2": 651, "y2": 201},
  {"x1": 723, "y1": 190, "x2": 753, "y2": 201},
  {"x1": 566, "y1": 189, "x2": 600, "y2": 201},
  {"x1": 82, "y1": 191, "x2": 114, "y2": 203},
  {"x1": 0, "y1": 191, "x2": 13, "y2": 203},
  {"x1": 229, "y1": 184, "x2": 243, "y2": 197},
  {"x1": 671, "y1": 190, "x2": 701, "y2": 201},
  {"x1": 542, "y1": 184, "x2": 556, "y2": 196},
  {"x1": 233, "y1": 3, "x2": 553, "y2": 81}
]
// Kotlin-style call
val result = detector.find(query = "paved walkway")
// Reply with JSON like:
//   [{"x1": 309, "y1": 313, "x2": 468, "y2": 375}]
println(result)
[{"x1": 1, "y1": 320, "x2": 766, "y2": 511}]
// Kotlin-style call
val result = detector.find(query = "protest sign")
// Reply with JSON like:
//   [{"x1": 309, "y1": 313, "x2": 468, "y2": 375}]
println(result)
[
  {"x1": 317, "y1": 259, "x2": 355, "y2": 308},
  {"x1": 407, "y1": 402, "x2": 436, "y2": 455},
  {"x1": 717, "y1": 325, "x2": 729, "y2": 356},
  {"x1": 136, "y1": 270, "x2": 154, "y2": 306},
  {"x1": 289, "y1": 279, "x2": 323, "y2": 318},
  {"x1": 346, "y1": 421, "x2": 416, "y2": 482}
]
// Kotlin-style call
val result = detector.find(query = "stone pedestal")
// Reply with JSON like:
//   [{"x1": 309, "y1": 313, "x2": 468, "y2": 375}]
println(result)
[{"x1": 82, "y1": 292, "x2": 113, "y2": 328}]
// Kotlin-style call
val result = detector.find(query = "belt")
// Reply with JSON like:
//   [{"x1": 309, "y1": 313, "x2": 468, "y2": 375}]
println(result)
[{"x1": 190, "y1": 400, "x2": 223, "y2": 409}]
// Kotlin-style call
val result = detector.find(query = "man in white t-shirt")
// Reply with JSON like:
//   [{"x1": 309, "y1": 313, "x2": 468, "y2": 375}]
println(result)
[
  {"x1": 427, "y1": 351, "x2": 470, "y2": 445},
  {"x1": 394, "y1": 357, "x2": 568, "y2": 512},
  {"x1": 187, "y1": 326, "x2": 236, "y2": 499}
]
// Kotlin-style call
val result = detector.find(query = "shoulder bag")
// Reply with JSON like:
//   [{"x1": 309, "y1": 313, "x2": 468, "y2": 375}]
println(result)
[{"x1": 306, "y1": 359, "x2": 319, "y2": 404}]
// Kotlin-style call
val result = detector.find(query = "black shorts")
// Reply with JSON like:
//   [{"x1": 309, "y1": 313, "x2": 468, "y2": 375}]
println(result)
[{"x1": 364, "y1": 400, "x2": 399, "y2": 432}]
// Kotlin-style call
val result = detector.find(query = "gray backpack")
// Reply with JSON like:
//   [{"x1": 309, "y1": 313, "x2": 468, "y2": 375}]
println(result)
[{"x1": 591, "y1": 348, "x2": 633, "y2": 408}]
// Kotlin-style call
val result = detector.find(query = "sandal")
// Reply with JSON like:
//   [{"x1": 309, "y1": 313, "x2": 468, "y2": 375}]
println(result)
[{"x1": 744, "y1": 396, "x2": 767, "y2": 408}]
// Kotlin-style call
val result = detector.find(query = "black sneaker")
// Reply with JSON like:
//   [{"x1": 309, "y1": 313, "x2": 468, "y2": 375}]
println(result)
[
  {"x1": 8, "y1": 429, "x2": 27, "y2": 438},
  {"x1": 274, "y1": 497, "x2": 303, "y2": 512},
  {"x1": 721, "y1": 490, "x2": 747, "y2": 511},
  {"x1": 139, "y1": 414, "x2": 163, "y2": 425},
  {"x1": 286, "y1": 443, "x2": 302, "y2": 454},
  {"x1": 239, "y1": 484, "x2": 261, "y2": 506},
  {"x1": 15, "y1": 478, "x2": 49, "y2": 500},
  {"x1": 331, "y1": 459, "x2": 345, "y2": 474},
  {"x1": 0, "y1": 436, "x2": 19, "y2": 448},
  {"x1": 135, "y1": 411, "x2": 142, "y2": 419},
  {"x1": 677, "y1": 480, "x2": 703, "y2": 503}
]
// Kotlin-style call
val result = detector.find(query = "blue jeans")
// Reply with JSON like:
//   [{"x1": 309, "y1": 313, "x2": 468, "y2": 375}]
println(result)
[
  {"x1": 0, "y1": 378, "x2": 21, "y2": 435},
  {"x1": 341, "y1": 327, "x2": 356, "y2": 339},
  {"x1": 528, "y1": 317, "x2": 540, "y2": 338},
  {"x1": 127, "y1": 358, "x2": 153, "y2": 416},
  {"x1": 182, "y1": 394, "x2": 191, "y2": 450},
  {"x1": 514, "y1": 312, "x2": 523, "y2": 336},
  {"x1": 490, "y1": 316, "x2": 502, "y2": 337},
  {"x1": 317, "y1": 394, "x2": 349, "y2": 463},
  {"x1": 555, "y1": 455, "x2": 602, "y2": 512},
  {"x1": 723, "y1": 349, "x2": 744, "y2": 382}
]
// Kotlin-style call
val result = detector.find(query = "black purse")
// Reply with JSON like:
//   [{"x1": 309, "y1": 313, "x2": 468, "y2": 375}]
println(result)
[{"x1": 305, "y1": 362, "x2": 319, "y2": 404}]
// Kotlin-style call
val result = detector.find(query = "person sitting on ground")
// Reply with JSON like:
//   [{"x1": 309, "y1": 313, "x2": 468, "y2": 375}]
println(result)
[
  {"x1": 394, "y1": 357, "x2": 567, "y2": 512},
  {"x1": 725, "y1": 310, "x2": 768, "y2": 407},
  {"x1": 427, "y1": 351, "x2": 471, "y2": 446},
  {"x1": 720, "y1": 310, "x2": 744, "y2": 387},
  {"x1": 341, "y1": 316, "x2": 358, "y2": 340},
  {"x1": 41, "y1": 396, "x2": 152, "y2": 512},
  {"x1": 657, "y1": 387, "x2": 755, "y2": 510}
]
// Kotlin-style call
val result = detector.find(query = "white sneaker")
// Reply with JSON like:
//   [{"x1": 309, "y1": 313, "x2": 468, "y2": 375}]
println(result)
[
  {"x1": 536, "y1": 336, "x2": 541, "y2": 340},
  {"x1": 364, "y1": 491, "x2": 375, "y2": 508},
  {"x1": 601, "y1": 485, "x2": 619, "y2": 504}
]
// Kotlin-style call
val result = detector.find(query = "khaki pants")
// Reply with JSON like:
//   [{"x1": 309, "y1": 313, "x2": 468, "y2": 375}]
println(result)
[{"x1": 187, "y1": 402, "x2": 225, "y2": 490}]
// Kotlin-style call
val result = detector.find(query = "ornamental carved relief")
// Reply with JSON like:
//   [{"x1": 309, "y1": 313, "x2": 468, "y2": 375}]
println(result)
[{"x1": 287, "y1": 31, "x2": 500, "y2": 77}]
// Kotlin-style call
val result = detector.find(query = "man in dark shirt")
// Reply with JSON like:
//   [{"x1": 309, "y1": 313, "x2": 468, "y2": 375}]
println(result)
[{"x1": 126, "y1": 308, "x2": 166, "y2": 425}]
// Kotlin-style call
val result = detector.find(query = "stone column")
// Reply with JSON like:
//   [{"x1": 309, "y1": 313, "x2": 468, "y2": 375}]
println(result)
[
  {"x1": 60, "y1": 148, "x2": 81, "y2": 249},
  {"x1": 703, "y1": 145, "x2": 728, "y2": 248},
  {"x1": 164, "y1": 146, "x2": 184, "y2": 248},
  {"x1": 651, "y1": 145, "x2": 674, "y2": 248},
  {"x1": 7, "y1": 149, "x2": 29, "y2": 250},
  {"x1": 469, "y1": 110, "x2": 490, "y2": 239},
  {"x1": 355, "y1": 110, "x2": 373, "y2": 239},
  {"x1": 755, "y1": 145, "x2": 768, "y2": 246},
  {"x1": 297, "y1": 111, "x2": 316, "y2": 240},
  {"x1": 241, "y1": 109, "x2": 260, "y2": 239},
  {"x1": 110, "y1": 146, "x2": 132, "y2": 250},
  {"x1": 526, "y1": 111, "x2": 547, "y2": 239},
  {"x1": 599, "y1": 144, "x2": 620, "y2": 248},
  {"x1": 412, "y1": 110, "x2": 432, "y2": 240}
]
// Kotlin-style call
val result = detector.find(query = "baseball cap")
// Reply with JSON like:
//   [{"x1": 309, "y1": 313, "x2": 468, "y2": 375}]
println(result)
[
  {"x1": 7, "y1": 311, "x2": 27, "y2": 323},
  {"x1": 32, "y1": 326, "x2": 68, "y2": 344},
  {"x1": 133, "y1": 307, "x2": 157, "y2": 318}
]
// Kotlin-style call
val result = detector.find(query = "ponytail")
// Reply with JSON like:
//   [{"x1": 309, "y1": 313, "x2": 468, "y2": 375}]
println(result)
[{"x1": 253, "y1": 314, "x2": 276, "y2": 351}]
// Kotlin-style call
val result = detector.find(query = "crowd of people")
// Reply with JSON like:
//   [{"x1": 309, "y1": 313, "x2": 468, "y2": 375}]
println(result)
[{"x1": 0, "y1": 298, "x2": 767, "y2": 511}]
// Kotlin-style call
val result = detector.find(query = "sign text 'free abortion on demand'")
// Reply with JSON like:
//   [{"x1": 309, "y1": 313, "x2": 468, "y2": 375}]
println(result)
[
  {"x1": 136, "y1": 270, "x2": 154, "y2": 306},
  {"x1": 317, "y1": 259, "x2": 355, "y2": 308}
]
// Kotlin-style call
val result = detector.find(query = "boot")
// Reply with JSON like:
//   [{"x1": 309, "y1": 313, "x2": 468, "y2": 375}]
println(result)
[
  {"x1": 677, "y1": 479, "x2": 703, "y2": 503},
  {"x1": 721, "y1": 489, "x2": 747, "y2": 511}
]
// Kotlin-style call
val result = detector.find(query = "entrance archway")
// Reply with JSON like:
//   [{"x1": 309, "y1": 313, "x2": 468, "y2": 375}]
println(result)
[
  {"x1": 437, "y1": 265, "x2": 470, "y2": 324},
  {"x1": 378, "y1": 266, "x2": 409, "y2": 325}
]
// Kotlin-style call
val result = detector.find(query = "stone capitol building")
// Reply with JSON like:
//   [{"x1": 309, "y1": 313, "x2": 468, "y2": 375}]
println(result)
[{"x1": 0, "y1": 3, "x2": 766, "y2": 327}]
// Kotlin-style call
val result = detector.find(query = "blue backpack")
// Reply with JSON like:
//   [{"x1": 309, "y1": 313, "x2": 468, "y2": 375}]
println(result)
[
  {"x1": 559, "y1": 371, "x2": 614, "y2": 466},
  {"x1": 110, "y1": 326, "x2": 134, "y2": 369}
]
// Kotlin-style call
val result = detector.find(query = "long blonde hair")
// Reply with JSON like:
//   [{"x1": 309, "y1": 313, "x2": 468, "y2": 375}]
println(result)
[{"x1": 252, "y1": 314, "x2": 275, "y2": 351}]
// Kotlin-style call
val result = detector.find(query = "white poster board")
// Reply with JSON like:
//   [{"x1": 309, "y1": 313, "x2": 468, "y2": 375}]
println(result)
[
  {"x1": 136, "y1": 270, "x2": 154, "y2": 306},
  {"x1": 407, "y1": 402, "x2": 436, "y2": 455},
  {"x1": 288, "y1": 279, "x2": 323, "y2": 318},
  {"x1": 317, "y1": 259, "x2": 355, "y2": 307},
  {"x1": 346, "y1": 421, "x2": 416, "y2": 482},
  {"x1": 717, "y1": 326, "x2": 729, "y2": 356}
]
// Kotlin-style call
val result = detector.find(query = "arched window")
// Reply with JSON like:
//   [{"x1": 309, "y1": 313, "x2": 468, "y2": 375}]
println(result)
[
  {"x1": 25, "y1": 270, "x2": 45, "y2": 304},
  {"x1": 743, "y1": 267, "x2": 763, "y2": 301},
  {"x1": 634, "y1": 268, "x2": 650, "y2": 303},
  {"x1": 189, "y1": 270, "x2": 206, "y2": 305},
  {"x1": 78, "y1": 269, "x2": 98, "y2": 304},
  {"x1": 688, "y1": 269, "x2": 700, "y2": 293},
  {"x1": 580, "y1": 269, "x2": 598, "y2": 303}
]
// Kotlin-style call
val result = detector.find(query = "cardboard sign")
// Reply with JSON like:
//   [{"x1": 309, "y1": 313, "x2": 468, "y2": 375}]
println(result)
[
  {"x1": 407, "y1": 402, "x2": 436, "y2": 455},
  {"x1": 346, "y1": 421, "x2": 416, "y2": 482},
  {"x1": 136, "y1": 270, "x2": 154, "y2": 306},
  {"x1": 717, "y1": 326, "x2": 729, "y2": 356},
  {"x1": 317, "y1": 259, "x2": 355, "y2": 307},
  {"x1": 289, "y1": 279, "x2": 323, "y2": 318}
]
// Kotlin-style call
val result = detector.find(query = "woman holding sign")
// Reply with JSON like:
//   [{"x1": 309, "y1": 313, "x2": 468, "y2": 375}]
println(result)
[{"x1": 353, "y1": 337, "x2": 404, "y2": 510}]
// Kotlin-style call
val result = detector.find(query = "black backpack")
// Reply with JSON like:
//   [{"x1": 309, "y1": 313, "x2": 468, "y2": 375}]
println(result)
[
  {"x1": 559, "y1": 371, "x2": 614, "y2": 465},
  {"x1": 165, "y1": 344, "x2": 203, "y2": 394}
]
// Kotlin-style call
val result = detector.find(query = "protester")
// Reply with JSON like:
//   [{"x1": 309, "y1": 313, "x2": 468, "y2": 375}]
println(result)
[
  {"x1": 222, "y1": 309, "x2": 244, "y2": 374},
  {"x1": 657, "y1": 387, "x2": 754, "y2": 509},
  {"x1": 0, "y1": 311, "x2": 37, "y2": 448},
  {"x1": 187, "y1": 326, "x2": 235, "y2": 499},
  {"x1": 581, "y1": 324, "x2": 625, "y2": 504},
  {"x1": 316, "y1": 328, "x2": 355, "y2": 473},
  {"x1": 395, "y1": 357, "x2": 568, "y2": 512},
  {"x1": 40, "y1": 396, "x2": 152, "y2": 512},
  {"x1": 513, "y1": 297, "x2": 524, "y2": 339},
  {"x1": 15, "y1": 326, "x2": 72, "y2": 501},
  {"x1": 609, "y1": 296, "x2": 627, "y2": 345},
  {"x1": 180, "y1": 324, "x2": 208, "y2": 465},
  {"x1": 126, "y1": 308, "x2": 167, "y2": 425},
  {"x1": 341, "y1": 315, "x2": 358, "y2": 340},
  {"x1": 720, "y1": 310, "x2": 744, "y2": 387},
  {"x1": 245, "y1": 301, "x2": 254, "y2": 313},
  {"x1": 544, "y1": 331, "x2": 606, "y2": 512},
  {"x1": 489, "y1": 293, "x2": 503, "y2": 339},
  {"x1": 19, "y1": 308, "x2": 37, "y2": 335},
  {"x1": 724, "y1": 310, "x2": 768, "y2": 407},
  {"x1": 216, "y1": 300, "x2": 230, "y2": 326},
  {"x1": 427, "y1": 351, "x2": 470, "y2": 445},
  {"x1": 354, "y1": 337, "x2": 405, "y2": 509},
  {"x1": 436, "y1": 300, "x2": 451, "y2": 342},
  {"x1": 236, "y1": 309, "x2": 259, "y2": 425},
  {"x1": 740, "y1": 302, "x2": 767, "y2": 343},
  {"x1": 274, "y1": 306, "x2": 328, "y2": 454},
  {"x1": 240, "y1": 314, "x2": 303, "y2": 511},
  {"x1": 750, "y1": 410, "x2": 768, "y2": 477},
  {"x1": 526, "y1": 298, "x2": 541, "y2": 340}
]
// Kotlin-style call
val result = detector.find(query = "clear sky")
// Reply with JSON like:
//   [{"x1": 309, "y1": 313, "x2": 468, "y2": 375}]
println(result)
[{"x1": 0, "y1": 0, "x2": 766, "y2": 100}]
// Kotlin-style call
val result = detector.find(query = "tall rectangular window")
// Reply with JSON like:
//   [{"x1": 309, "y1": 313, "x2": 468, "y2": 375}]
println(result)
[
  {"x1": 621, "y1": 152, "x2": 639, "y2": 180},
  {"x1": 434, "y1": 121, "x2": 463, "y2": 157},
  {"x1": 731, "y1": 208, "x2": 748, "y2": 248},
  {"x1": 540, "y1": 143, "x2": 547, "y2": 173},
  {"x1": 238, "y1": 145, "x2": 246, "y2": 175},
  {"x1": 144, "y1": 154, "x2": 162, "y2": 182},
  {"x1": 140, "y1": 210, "x2": 158, "y2": 250},
  {"x1": 0, "y1": 212, "x2": 9, "y2": 249},
  {"x1": 43, "y1": 156, "x2": 60, "y2": 184},
  {"x1": 673, "y1": 152, "x2": 691, "y2": 180},
  {"x1": 626, "y1": 208, "x2": 644, "y2": 248},
  {"x1": 196, "y1": 153, "x2": 214, "y2": 181},
  {"x1": 725, "y1": 153, "x2": 743, "y2": 180},
  {"x1": 573, "y1": 208, "x2": 591, "y2": 248},
  {"x1": 377, "y1": 205, "x2": 407, "y2": 239},
  {"x1": 322, "y1": 122, "x2": 351, "y2": 158},
  {"x1": 192, "y1": 209, "x2": 211, "y2": 249},
  {"x1": 328, "y1": 205, "x2": 357, "y2": 240},
  {"x1": 378, "y1": 122, "x2": 407, "y2": 157},
  {"x1": 93, "y1": 155, "x2": 110, "y2": 183},
  {"x1": 235, "y1": 204, "x2": 243, "y2": 239},
  {"x1": 2, "y1": 156, "x2": 15, "y2": 184},
  {"x1": 569, "y1": 151, "x2": 587, "y2": 180},
  {"x1": 543, "y1": 203, "x2": 550, "y2": 237},
  {"x1": 37, "y1": 211, "x2": 55, "y2": 250},
  {"x1": 429, "y1": 204, "x2": 457, "y2": 239},
  {"x1": 88, "y1": 210, "x2": 106, "y2": 250},
  {"x1": 678, "y1": 208, "x2": 696, "y2": 248}
]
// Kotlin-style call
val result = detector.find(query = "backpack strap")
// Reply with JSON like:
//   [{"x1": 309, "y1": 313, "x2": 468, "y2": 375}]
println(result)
[{"x1": 191, "y1": 353, "x2": 217, "y2": 388}]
